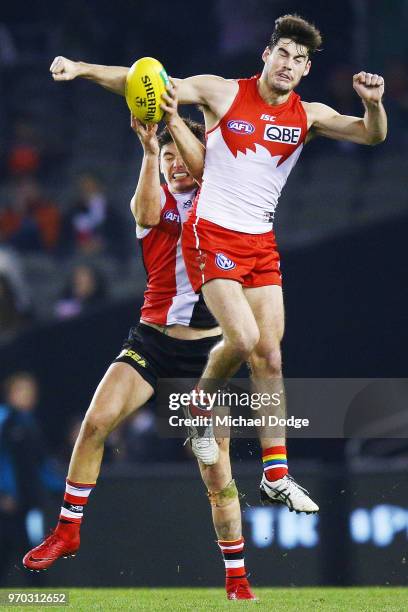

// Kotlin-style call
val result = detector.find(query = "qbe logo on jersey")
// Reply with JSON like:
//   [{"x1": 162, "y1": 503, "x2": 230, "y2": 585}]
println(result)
[
  {"x1": 264, "y1": 124, "x2": 302, "y2": 145},
  {"x1": 215, "y1": 253, "x2": 236, "y2": 271}
]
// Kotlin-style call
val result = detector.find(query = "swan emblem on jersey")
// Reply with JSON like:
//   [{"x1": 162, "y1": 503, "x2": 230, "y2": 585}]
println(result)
[{"x1": 215, "y1": 252, "x2": 236, "y2": 270}]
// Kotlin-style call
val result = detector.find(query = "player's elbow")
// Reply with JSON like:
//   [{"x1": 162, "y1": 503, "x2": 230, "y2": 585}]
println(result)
[
  {"x1": 135, "y1": 213, "x2": 160, "y2": 228},
  {"x1": 367, "y1": 136, "x2": 386, "y2": 146},
  {"x1": 368, "y1": 134, "x2": 387, "y2": 147},
  {"x1": 366, "y1": 130, "x2": 387, "y2": 146},
  {"x1": 192, "y1": 170, "x2": 203, "y2": 186},
  {"x1": 188, "y1": 160, "x2": 205, "y2": 185},
  {"x1": 131, "y1": 198, "x2": 160, "y2": 227}
]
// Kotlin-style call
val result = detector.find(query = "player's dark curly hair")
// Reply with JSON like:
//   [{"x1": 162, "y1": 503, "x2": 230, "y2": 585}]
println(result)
[
  {"x1": 158, "y1": 118, "x2": 205, "y2": 149},
  {"x1": 269, "y1": 14, "x2": 322, "y2": 56}
]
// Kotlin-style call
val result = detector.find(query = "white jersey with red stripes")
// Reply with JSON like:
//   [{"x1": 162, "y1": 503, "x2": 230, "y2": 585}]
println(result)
[
  {"x1": 195, "y1": 76, "x2": 308, "y2": 234},
  {"x1": 137, "y1": 184, "x2": 216, "y2": 327}
]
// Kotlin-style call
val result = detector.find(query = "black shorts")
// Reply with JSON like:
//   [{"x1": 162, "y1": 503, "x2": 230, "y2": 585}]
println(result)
[{"x1": 113, "y1": 323, "x2": 221, "y2": 391}]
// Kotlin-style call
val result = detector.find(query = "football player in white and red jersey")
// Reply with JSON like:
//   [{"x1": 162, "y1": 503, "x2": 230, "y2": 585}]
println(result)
[
  {"x1": 47, "y1": 14, "x2": 386, "y2": 514},
  {"x1": 23, "y1": 99, "x2": 256, "y2": 600}
]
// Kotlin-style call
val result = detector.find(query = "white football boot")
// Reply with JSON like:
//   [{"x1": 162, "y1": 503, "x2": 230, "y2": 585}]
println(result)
[
  {"x1": 260, "y1": 473, "x2": 319, "y2": 514},
  {"x1": 182, "y1": 399, "x2": 219, "y2": 466},
  {"x1": 190, "y1": 435, "x2": 219, "y2": 466}
]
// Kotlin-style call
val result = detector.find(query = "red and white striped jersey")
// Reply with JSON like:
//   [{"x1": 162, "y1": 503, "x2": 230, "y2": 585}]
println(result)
[
  {"x1": 137, "y1": 184, "x2": 217, "y2": 327},
  {"x1": 196, "y1": 76, "x2": 307, "y2": 234}
]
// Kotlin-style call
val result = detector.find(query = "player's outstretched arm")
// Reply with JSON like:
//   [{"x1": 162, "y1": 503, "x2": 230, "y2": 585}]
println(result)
[
  {"x1": 306, "y1": 72, "x2": 387, "y2": 145},
  {"x1": 130, "y1": 116, "x2": 161, "y2": 228},
  {"x1": 161, "y1": 80, "x2": 205, "y2": 184},
  {"x1": 172, "y1": 75, "x2": 238, "y2": 119},
  {"x1": 50, "y1": 56, "x2": 236, "y2": 114},
  {"x1": 50, "y1": 56, "x2": 129, "y2": 95}
]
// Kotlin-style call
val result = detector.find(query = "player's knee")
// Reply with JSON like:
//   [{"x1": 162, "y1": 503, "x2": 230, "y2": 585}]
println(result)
[
  {"x1": 81, "y1": 416, "x2": 109, "y2": 443},
  {"x1": 228, "y1": 328, "x2": 260, "y2": 361},
  {"x1": 216, "y1": 438, "x2": 230, "y2": 454},
  {"x1": 207, "y1": 479, "x2": 239, "y2": 508},
  {"x1": 81, "y1": 407, "x2": 116, "y2": 442},
  {"x1": 201, "y1": 448, "x2": 231, "y2": 489},
  {"x1": 250, "y1": 347, "x2": 282, "y2": 377}
]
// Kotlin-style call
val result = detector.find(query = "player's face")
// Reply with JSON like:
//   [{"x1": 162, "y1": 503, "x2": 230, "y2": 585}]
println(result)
[
  {"x1": 160, "y1": 142, "x2": 196, "y2": 193},
  {"x1": 262, "y1": 38, "x2": 311, "y2": 94}
]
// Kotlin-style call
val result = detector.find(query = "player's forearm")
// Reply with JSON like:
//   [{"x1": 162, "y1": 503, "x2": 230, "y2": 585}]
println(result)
[
  {"x1": 131, "y1": 155, "x2": 161, "y2": 227},
  {"x1": 363, "y1": 100, "x2": 387, "y2": 145},
  {"x1": 166, "y1": 116, "x2": 205, "y2": 184},
  {"x1": 77, "y1": 62, "x2": 129, "y2": 95}
]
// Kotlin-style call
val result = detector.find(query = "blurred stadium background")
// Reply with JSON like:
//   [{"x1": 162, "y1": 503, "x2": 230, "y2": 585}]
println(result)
[{"x1": 1, "y1": 0, "x2": 408, "y2": 591}]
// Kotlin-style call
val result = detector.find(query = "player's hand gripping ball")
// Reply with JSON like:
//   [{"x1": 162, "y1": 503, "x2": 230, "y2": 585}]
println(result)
[{"x1": 125, "y1": 57, "x2": 169, "y2": 124}]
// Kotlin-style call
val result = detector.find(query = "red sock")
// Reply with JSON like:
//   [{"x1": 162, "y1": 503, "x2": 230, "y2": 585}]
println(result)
[
  {"x1": 218, "y1": 537, "x2": 246, "y2": 580},
  {"x1": 57, "y1": 478, "x2": 95, "y2": 533},
  {"x1": 262, "y1": 445, "x2": 288, "y2": 481},
  {"x1": 189, "y1": 385, "x2": 213, "y2": 417}
]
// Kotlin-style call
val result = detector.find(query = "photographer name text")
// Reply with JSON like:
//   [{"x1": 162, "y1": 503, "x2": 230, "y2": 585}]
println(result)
[{"x1": 168, "y1": 415, "x2": 309, "y2": 429}]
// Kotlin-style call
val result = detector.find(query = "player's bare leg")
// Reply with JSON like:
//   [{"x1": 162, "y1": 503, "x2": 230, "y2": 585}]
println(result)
[
  {"x1": 199, "y1": 438, "x2": 256, "y2": 600},
  {"x1": 183, "y1": 279, "x2": 259, "y2": 466},
  {"x1": 245, "y1": 285, "x2": 318, "y2": 514},
  {"x1": 245, "y1": 285, "x2": 286, "y2": 449},
  {"x1": 200, "y1": 279, "x2": 260, "y2": 387},
  {"x1": 23, "y1": 364, "x2": 154, "y2": 571},
  {"x1": 199, "y1": 439, "x2": 241, "y2": 540},
  {"x1": 68, "y1": 363, "x2": 153, "y2": 482}
]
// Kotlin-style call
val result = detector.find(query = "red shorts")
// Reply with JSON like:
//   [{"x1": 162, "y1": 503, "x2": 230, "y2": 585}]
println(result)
[{"x1": 182, "y1": 216, "x2": 282, "y2": 293}]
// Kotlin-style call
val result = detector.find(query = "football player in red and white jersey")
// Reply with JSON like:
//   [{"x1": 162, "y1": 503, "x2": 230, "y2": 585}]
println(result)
[
  {"x1": 23, "y1": 95, "x2": 256, "y2": 600},
  {"x1": 47, "y1": 14, "x2": 387, "y2": 515}
]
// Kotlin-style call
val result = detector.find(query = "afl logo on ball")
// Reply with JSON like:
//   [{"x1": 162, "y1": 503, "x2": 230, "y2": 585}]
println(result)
[
  {"x1": 227, "y1": 120, "x2": 255, "y2": 135},
  {"x1": 215, "y1": 253, "x2": 236, "y2": 270}
]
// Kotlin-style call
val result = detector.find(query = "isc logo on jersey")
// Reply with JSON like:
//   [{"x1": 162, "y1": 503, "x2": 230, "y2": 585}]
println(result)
[
  {"x1": 215, "y1": 253, "x2": 236, "y2": 270},
  {"x1": 164, "y1": 211, "x2": 180, "y2": 223},
  {"x1": 264, "y1": 124, "x2": 301, "y2": 145},
  {"x1": 227, "y1": 120, "x2": 255, "y2": 135}
]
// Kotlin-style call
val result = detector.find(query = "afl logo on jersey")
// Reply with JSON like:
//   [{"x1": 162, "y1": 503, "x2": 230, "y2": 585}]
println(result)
[
  {"x1": 215, "y1": 252, "x2": 236, "y2": 270},
  {"x1": 164, "y1": 210, "x2": 180, "y2": 223},
  {"x1": 264, "y1": 124, "x2": 301, "y2": 145},
  {"x1": 227, "y1": 120, "x2": 255, "y2": 135}
]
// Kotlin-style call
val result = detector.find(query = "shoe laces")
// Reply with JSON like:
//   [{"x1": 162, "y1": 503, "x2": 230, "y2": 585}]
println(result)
[
  {"x1": 38, "y1": 532, "x2": 61, "y2": 550},
  {"x1": 280, "y1": 475, "x2": 310, "y2": 497},
  {"x1": 46, "y1": 526, "x2": 76, "y2": 546},
  {"x1": 193, "y1": 436, "x2": 216, "y2": 449}
]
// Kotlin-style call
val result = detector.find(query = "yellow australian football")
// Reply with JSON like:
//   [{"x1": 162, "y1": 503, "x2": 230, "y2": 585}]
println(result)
[{"x1": 125, "y1": 57, "x2": 170, "y2": 124}]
